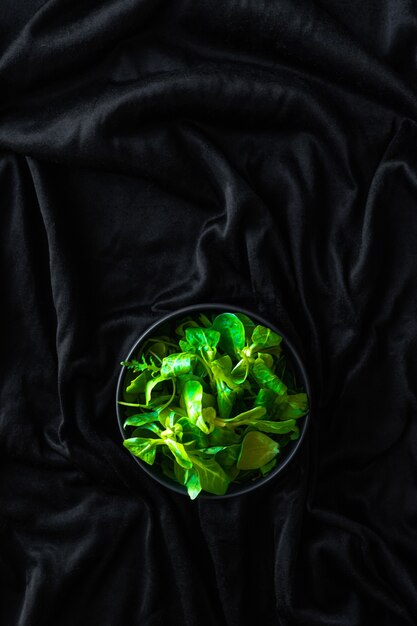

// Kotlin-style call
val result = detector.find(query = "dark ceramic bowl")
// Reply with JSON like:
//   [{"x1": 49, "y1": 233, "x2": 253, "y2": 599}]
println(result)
[{"x1": 116, "y1": 303, "x2": 311, "y2": 499}]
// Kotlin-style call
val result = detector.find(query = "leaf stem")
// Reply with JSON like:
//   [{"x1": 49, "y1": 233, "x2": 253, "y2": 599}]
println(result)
[
  {"x1": 194, "y1": 354, "x2": 215, "y2": 385},
  {"x1": 147, "y1": 338, "x2": 179, "y2": 350},
  {"x1": 159, "y1": 379, "x2": 176, "y2": 411},
  {"x1": 148, "y1": 350, "x2": 163, "y2": 363},
  {"x1": 117, "y1": 400, "x2": 150, "y2": 408}
]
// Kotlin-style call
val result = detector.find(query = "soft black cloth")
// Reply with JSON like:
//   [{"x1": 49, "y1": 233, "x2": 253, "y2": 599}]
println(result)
[{"x1": 1, "y1": 2, "x2": 417, "y2": 625}]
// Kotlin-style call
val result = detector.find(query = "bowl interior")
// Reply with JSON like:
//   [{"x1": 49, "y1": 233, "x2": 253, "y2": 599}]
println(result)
[{"x1": 116, "y1": 304, "x2": 311, "y2": 499}]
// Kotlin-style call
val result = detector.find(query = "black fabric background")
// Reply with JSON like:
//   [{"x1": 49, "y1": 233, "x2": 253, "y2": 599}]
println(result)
[{"x1": 1, "y1": 1, "x2": 417, "y2": 625}]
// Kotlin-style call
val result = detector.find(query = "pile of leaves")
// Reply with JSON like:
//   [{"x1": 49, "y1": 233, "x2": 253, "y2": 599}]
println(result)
[{"x1": 118, "y1": 311, "x2": 309, "y2": 499}]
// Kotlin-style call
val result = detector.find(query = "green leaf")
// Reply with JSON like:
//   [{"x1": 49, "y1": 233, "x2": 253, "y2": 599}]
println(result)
[
  {"x1": 216, "y1": 444, "x2": 241, "y2": 468},
  {"x1": 123, "y1": 411, "x2": 159, "y2": 429},
  {"x1": 290, "y1": 425, "x2": 300, "y2": 440},
  {"x1": 250, "y1": 325, "x2": 282, "y2": 352},
  {"x1": 234, "y1": 313, "x2": 256, "y2": 340},
  {"x1": 145, "y1": 375, "x2": 170, "y2": 405},
  {"x1": 160, "y1": 353, "x2": 192, "y2": 377},
  {"x1": 223, "y1": 406, "x2": 266, "y2": 424},
  {"x1": 175, "y1": 319, "x2": 199, "y2": 336},
  {"x1": 278, "y1": 434, "x2": 291, "y2": 448},
  {"x1": 202, "y1": 392, "x2": 216, "y2": 408},
  {"x1": 182, "y1": 379, "x2": 203, "y2": 420},
  {"x1": 237, "y1": 431, "x2": 279, "y2": 470},
  {"x1": 178, "y1": 417, "x2": 210, "y2": 448},
  {"x1": 216, "y1": 380, "x2": 236, "y2": 418},
  {"x1": 208, "y1": 426, "x2": 241, "y2": 446},
  {"x1": 123, "y1": 437, "x2": 158, "y2": 465},
  {"x1": 260, "y1": 458, "x2": 277, "y2": 476},
  {"x1": 250, "y1": 418, "x2": 296, "y2": 434},
  {"x1": 165, "y1": 438, "x2": 193, "y2": 469},
  {"x1": 252, "y1": 358, "x2": 287, "y2": 396},
  {"x1": 129, "y1": 423, "x2": 162, "y2": 437},
  {"x1": 231, "y1": 358, "x2": 249, "y2": 384},
  {"x1": 201, "y1": 406, "x2": 217, "y2": 433},
  {"x1": 197, "y1": 446, "x2": 227, "y2": 455},
  {"x1": 190, "y1": 455, "x2": 230, "y2": 496},
  {"x1": 147, "y1": 342, "x2": 167, "y2": 359},
  {"x1": 157, "y1": 406, "x2": 181, "y2": 429},
  {"x1": 254, "y1": 388, "x2": 277, "y2": 412},
  {"x1": 173, "y1": 459, "x2": 188, "y2": 485},
  {"x1": 179, "y1": 338, "x2": 193, "y2": 353},
  {"x1": 198, "y1": 313, "x2": 212, "y2": 328},
  {"x1": 211, "y1": 355, "x2": 241, "y2": 391},
  {"x1": 185, "y1": 327, "x2": 221, "y2": 352},
  {"x1": 212, "y1": 313, "x2": 246, "y2": 356},
  {"x1": 212, "y1": 354, "x2": 233, "y2": 372},
  {"x1": 126, "y1": 371, "x2": 151, "y2": 394},
  {"x1": 225, "y1": 465, "x2": 240, "y2": 481},
  {"x1": 277, "y1": 393, "x2": 309, "y2": 419},
  {"x1": 256, "y1": 352, "x2": 274, "y2": 369},
  {"x1": 182, "y1": 379, "x2": 210, "y2": 434},
  {"x1": 185, "y1": 468, "x2": 202, "y2": 500}
]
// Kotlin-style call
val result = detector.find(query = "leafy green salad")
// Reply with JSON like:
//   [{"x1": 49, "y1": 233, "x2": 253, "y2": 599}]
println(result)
[{"x1": 118, "y1": 311, "x2": 309, "y2": 499}]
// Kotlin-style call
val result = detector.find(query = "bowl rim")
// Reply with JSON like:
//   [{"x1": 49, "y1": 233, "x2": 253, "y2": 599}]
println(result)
[{"x1": 115, "y1": 302, "x2": 311, "y2": 499}]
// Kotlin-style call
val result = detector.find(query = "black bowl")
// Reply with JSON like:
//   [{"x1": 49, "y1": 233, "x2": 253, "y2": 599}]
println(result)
[{"x1": 116, "y1": 303, "x2": 311, "y2": 499}]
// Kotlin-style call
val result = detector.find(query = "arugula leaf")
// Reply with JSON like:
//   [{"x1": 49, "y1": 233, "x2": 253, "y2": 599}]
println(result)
[{"x1": 120, "y1": 358, "x2": 149, "y2": 372}]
